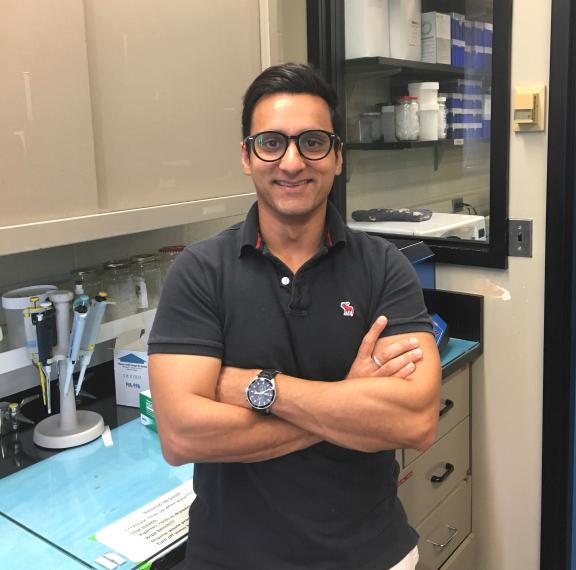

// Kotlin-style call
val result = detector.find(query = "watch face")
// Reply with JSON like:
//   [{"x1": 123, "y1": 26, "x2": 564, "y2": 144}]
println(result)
[{"x1": 247, "y1": 378, "x2": 275, "y2": 409}]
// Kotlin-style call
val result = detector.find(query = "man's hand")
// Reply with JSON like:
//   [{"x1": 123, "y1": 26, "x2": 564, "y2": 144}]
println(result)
[{"x1": 346, "y1": 316, "x2": 423, "y2": 380}]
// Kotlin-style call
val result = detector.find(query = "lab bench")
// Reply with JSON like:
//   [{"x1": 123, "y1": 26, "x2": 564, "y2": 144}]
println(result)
[{"x1": 0, "y1": 290, "x2": 481, "y2": 569}]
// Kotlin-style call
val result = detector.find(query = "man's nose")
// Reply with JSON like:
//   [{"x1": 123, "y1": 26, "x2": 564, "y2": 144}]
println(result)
[{"x1": 279, "y1": 140, "x2": 306, "y2": 171}]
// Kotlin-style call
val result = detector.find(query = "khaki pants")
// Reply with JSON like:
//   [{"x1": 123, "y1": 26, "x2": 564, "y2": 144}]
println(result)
[{"x1": 389, "y1": 546, "x2": 419, "y2": 570}]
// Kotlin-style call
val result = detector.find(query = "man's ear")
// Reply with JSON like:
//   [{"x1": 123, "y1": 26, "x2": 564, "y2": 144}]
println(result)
[
  {"x1": 240, "y1": 141, "x2": 252, "y2": 176},
  {"x1": 334, "y1": 143, "x2": 343, "y2": 176}
]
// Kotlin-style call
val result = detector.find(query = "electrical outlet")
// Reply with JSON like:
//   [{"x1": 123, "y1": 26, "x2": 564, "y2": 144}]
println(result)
[{"x1": 452, "y1": 198, "x2": 464, "y2": 213}]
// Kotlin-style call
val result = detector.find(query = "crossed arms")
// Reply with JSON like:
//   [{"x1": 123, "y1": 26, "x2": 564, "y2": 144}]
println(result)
[{"x1": 149, "y1": 316, "x2": 441, "y2": 466}]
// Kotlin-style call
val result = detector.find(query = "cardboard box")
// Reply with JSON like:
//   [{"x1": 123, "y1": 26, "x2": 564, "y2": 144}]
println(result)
[
  {"x1": 421, "y1": 12, "x2": 451, "y2": 65},
  {"x1": 114, "y1": 329, "x2": 150, "y2": 407},
  {"x1": 140, "y1": 389, "x2": 157, "y2": 431}
]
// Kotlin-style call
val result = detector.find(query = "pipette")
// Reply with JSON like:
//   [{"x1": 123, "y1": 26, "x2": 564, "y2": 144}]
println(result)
[
  {"x1": 22, "y1": 297, "x2": 47, "y2": 405},
  {"x1": 31, "y1": 302, "x2": 56, "y2": 412},
  {"x1": 75, "y1": 292, "x2": 109, "y2": 396},
  {"x1": 62, "y1": 295, "x2": 90, "y2": 396}
]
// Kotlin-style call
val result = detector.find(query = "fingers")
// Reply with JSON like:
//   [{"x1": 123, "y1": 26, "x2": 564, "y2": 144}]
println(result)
[
  {"x1": 379, "y1": 351, "x2": 420, "y2": 377},
  {"x1": 379, "y1": 337, "x2": 420, "y2": 363},
  {"x1": 356, "y1": 316, "x2": 388, "y2": 359}
]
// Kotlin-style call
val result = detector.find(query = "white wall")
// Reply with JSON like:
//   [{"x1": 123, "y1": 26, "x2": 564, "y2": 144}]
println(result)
[{"x1": 435, "y1": 1, "x2": 551, "y2": 568}]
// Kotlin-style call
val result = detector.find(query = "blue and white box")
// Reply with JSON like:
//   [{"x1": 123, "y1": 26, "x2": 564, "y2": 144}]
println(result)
[
  {"x1": 450, "y1": 13, "x2": 465, "y2": 66},
  {"x1": 114, "y1": 329, "x2": 150, "y2": 407}
]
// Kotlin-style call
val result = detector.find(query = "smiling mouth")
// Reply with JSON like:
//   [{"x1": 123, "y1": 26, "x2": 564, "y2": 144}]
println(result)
[{"x1": 274, "y1": 179, "x2": 312, "y2": 188}]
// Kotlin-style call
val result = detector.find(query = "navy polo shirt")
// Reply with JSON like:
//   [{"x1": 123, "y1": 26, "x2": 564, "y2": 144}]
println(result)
[{"x1": 149, "y1": 202, "x2": 432, "y2": 570}]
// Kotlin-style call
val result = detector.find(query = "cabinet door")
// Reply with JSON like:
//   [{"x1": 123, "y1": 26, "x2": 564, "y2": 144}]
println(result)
[
  {"x1": 0, "y1": 0, "x2": 99, "y2": 226},
  {"x1": 84, "y1": 0, "x2": 261, "y2": 211}
]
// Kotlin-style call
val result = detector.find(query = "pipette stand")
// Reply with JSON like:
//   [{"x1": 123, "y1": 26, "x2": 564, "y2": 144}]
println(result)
[
  {"x1": 33, "y1": 360, "x2": 104, "y2": 449},
  {"x1": 33, "y1": 291, "x2": 104, "y2": 449}
]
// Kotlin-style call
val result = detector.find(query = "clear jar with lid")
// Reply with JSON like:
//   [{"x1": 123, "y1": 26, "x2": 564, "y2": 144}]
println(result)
[
  {"x1": 102, "y1": 260, "x2": 137, "y2": 321},
  {"x1": 358, "y1": 112, "x2": 382, "y2": 143},
  {"x1": 158, "y1": 245, "x2": 185, "y2": 283},
  {"x1": 437, "y1": 97, "x2": 448, "y2": 140},
  {"x1": 70, "y1": 267, "x2": 102, "y2": 299},
  {"x1": 130, "y1": 254, "x2": 162, "y2": 312},
  {"x1": 395, "y1": 96, "x2": 420, "y2": 141}
]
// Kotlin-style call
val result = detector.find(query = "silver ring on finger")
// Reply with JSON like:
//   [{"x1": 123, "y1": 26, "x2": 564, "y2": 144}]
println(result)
[{"x1": 372, "y1": 355, "x2": 383, "y2": 367}]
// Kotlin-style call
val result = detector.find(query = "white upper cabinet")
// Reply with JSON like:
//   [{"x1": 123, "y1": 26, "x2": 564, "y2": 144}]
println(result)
[{"x1": 0, "y1": 0, "x2": 263, "y2": 255}]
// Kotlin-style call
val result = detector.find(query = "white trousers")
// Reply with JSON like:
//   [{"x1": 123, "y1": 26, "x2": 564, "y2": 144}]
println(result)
[{"x1": 388, "y1": 546, "x2": 419, "y2": 570}]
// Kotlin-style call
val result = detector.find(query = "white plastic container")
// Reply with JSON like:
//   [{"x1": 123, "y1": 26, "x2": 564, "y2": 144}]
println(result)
[
  {"x1": 380, "y1": 105, "x2": 396, "y2": 142},
  {"x1": 419, "y1": 103, "x2": 440, "y2": 141},
  {"x1": 1, "y1": 285, "x2": 57, "y2": 349},
  {"x1": 408, "y1": 82, "x2": 440, "y2": 105},
  {"x1": 345, "y1": 0, "x2": 390, "y2": 59},
  {"x1": 389, "y1": 0, "x2": 421, "y2": 61}
]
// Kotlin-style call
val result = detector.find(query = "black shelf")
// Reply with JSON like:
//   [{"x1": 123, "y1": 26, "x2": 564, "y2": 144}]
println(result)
[
  {"x1": 346, "y1": 139, "x2": 459, "y2": 151},
  {"x1": 344, "y1": 57, "x2": 484, "y2": 81}
]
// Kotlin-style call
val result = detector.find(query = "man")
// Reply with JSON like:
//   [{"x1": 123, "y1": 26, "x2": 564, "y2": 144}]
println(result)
[{"x1": 148, "y1": 63, "x2": 441, "y2": 570}]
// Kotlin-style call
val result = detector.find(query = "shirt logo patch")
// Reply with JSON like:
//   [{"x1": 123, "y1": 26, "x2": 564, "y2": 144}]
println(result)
[{"x1": 340, "y1": 301, "x2": 354, "y2": 317}]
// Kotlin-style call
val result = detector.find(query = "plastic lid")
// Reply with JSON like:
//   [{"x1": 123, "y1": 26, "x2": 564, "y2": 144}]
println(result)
[
  {"x1": 398, "y1": 96, "x2": 418, "y2": 101},
  {"x1": 158, "y1": 245, "x2": 185, "y2": 254},
  {"x1": 103, "y1": 260, "x2": 130, "y2": 270},
  {"x1": 130, "y1": 254, "x2": 157, "y2": 265},
  {"x1": 1, "y1": 285, "x2": 57, "y2": 310},
  {"x1": 408, "y1": 82, "x2": 440, "y2": 90}
]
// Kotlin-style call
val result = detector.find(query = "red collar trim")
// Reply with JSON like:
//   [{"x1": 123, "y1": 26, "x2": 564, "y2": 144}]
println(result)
[
  {"x1": 326, "y1": 230, "x2": 334, "y2": 248},
  {"x1": 255, "y1": 231, "x2": 263, "y2": 250}
]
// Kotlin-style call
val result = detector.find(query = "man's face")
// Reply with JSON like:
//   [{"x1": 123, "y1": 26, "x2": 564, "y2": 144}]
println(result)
[{"x1": 241, "y1": 93, "x2": 343, "y2": 222}]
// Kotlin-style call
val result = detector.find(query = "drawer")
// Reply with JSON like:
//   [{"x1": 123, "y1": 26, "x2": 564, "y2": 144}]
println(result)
[
  {"x1": 416, "y1": 478, "x2": 471, "y2": 570},
  {"x1": 439, "y1": 533, "x2": 475, "y2": 570},
  {"x1": 404, "y1": 367, "x2": 470, "y2": 466},
  {"x1": 398, "y1": 419, "x2": 470, "y2": 526}
]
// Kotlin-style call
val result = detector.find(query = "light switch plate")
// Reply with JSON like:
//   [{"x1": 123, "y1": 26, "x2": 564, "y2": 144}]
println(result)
[
  {"x1": 513, "y1": 86, "x2": 546, "y2": 132},
  {"x1": 508, "y1": 219, "x2": 533, "y2": 257}
]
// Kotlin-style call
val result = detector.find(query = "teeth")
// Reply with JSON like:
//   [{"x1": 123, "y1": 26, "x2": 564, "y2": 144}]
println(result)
[{"x1": 276, "y1": 180, "x2": 309, "y2": 187}]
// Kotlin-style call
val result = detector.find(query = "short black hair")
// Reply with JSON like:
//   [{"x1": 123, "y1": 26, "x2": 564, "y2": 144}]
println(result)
[{"x1": 241, "y1": 63, "x2": 341, "y2": 139}]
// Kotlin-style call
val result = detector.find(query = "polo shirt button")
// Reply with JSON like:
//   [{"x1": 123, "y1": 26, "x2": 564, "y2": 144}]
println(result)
[{"x1": 281, "y1": 276, "x2": 290, "y2": 286}]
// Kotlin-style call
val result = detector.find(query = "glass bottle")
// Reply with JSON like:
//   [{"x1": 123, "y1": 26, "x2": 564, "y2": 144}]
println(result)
[
  {"x1": 158, "y1": 245, "x2": 185, "y2": 283},
  {"x1": 395, "y1": 96, "x2": 420, "y2": 141},
  {"x1": 70, "y1": 267, "x2": 102, "y2": 300},
  {"x1": 130, "y1": 254, "x2": 162, "y2": 312},
  {"x1": 102, "y1": 260, "x2": 137, "y2": 321},
  {"x1": 437, "y1": 97, "x2": 448, "y2": 140}
]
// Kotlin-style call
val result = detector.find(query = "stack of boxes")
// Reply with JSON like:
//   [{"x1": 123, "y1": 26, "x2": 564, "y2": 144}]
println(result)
[{"x1": 421, "y1": 11, "x2": 492, "y2": 71}]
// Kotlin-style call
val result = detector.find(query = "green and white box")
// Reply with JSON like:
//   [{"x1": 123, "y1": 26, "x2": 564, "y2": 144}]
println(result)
[
  {"x1": 422, "y1": 12, "x2": 451, "y2": 65},
  {"x1": 140, "y1": 389, "x2": 157, "y2": 431}
]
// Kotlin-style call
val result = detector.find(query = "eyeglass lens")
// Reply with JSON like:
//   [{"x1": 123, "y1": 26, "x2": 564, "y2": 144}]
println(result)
[{"x1": 252, "y1": 131, "x2": 333, "y2": 161}]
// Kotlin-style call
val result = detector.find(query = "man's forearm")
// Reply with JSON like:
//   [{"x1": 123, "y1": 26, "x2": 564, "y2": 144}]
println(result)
[
  {"x1": 157, "y1": 394, "x2": 321, "y2": 465},
  {"x1": 271, "y1": 374, "x2": 438, "y2": 452}
]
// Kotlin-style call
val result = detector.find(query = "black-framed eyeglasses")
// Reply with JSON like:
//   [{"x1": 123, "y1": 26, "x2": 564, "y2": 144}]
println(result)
[{"x1": 243, "y1": 130, "x2": 341, "y2": 162}]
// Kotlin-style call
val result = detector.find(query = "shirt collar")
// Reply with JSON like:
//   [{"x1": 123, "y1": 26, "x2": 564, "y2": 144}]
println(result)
[{"x1": 238, "y1": 201, "x2": 347, "y2": 257}]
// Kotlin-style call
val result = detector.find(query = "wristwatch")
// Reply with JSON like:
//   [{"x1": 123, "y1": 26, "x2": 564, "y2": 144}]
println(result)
[{"x1": 246, "y1": 369, "x2": 280, "y2": 414}]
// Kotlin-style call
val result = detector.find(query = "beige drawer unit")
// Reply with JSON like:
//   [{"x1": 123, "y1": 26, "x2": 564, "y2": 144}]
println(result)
[
  {"x1": 398, "y1": 418, "x2": 470, "y2": 526},
  {"x1": 404, "y1": 367, "x2": 470, "y2": 466},
  {"x1": 439, "y1": 533, "x2": 475, "y2": 570},
  {"x1": 416, "y1": 478, "x2": 472, "y2": 570}
]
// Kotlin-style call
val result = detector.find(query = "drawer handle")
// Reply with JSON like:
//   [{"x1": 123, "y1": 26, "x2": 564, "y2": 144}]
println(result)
[
  {"x1": 426, "y1": 525, "x2": 458, "y2": 550},
  {"x1": 439, "y1": 399, "x2": 454, "y2": 417},
  {"x1": 430, "y1": 462, "x2": 455, "y2": 483}
]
